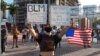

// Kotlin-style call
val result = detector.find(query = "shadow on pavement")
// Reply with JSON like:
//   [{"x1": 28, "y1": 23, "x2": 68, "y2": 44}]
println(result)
[
  {"x1": 5, "y1": 35, "x2": 85, "y2": 56},
  {"x1": 55, "y1": 44, "x2": 84, "y2": 56},
  {"x1": 87, "y1": 50, "x2": 100, "y2": 56},
  {"x1": 4, "y1": 44, "x2": 84, "y2": 56},
  {"x1": 5, "y1": 47, "x2": 35, "y2": 53},
  {"x1": 6, "y1": 50, "x2": 40, "y2": 56}
]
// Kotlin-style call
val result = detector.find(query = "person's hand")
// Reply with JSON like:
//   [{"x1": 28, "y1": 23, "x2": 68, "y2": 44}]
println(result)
[{"x1": 27, "y1": 23, "x2": 33, "y2": 29}]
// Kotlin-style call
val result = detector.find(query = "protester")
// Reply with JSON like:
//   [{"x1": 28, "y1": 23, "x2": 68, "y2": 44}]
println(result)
[
  {"x1": 26, "y1": 27, "x2": 30, "y2": 42},
  {"x1": 51, "y1": 26, "x2": 57, "y2": 35},
  {"x1": 27, "y1": 24, "x2": 56, "y2": 56},
  {"x1": 33, "y1": 24, "x2": 39, "y2": 48},
  {"x1": 28, "y1": 30, "x2": 34, "y2": 42},
  {"x1": 22, "y1": 27, "x2": 28, "y2": 45},
  {"x1": 95, "y1": 24, "x2": 100, "y2": 43},
  {"x1": 12, "y1": 26, "x2": 20, "y2": 48},
  {"x1": 51, "y1": 26, "x2": 61, "y2": 48},
  {"x1": 1, "y1": 25, "x2": 7, "y2": 54},
  {"x1": 55, "y1": 28, "x2": 62, "y2": 48},
  {"x1": 34, "y1": 24, "x2": 39, "y2": 33},
  {"x1": 40, "y1": 24, "x2": 45, "y2": 34}
]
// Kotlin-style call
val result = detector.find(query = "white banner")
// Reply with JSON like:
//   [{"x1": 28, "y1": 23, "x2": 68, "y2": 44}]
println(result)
[
  {"x1": 50, "y1": 6, "x2": 70, "y2": 26},
  {"x1": 69, "y1": 6, "x2": 80, "y2": 18},
  {"x1": 27, "y1": 4, "x2": 47, "y2": 24},
  {"x1": 97, "y1": 6, "x2": 100, "y2": 17},
  {"x1": 83, "y1": 5, "x2": 97, "y2": 18},
  {"x1": 98, "y1": 6, "x2": 100, "y2": 12}
]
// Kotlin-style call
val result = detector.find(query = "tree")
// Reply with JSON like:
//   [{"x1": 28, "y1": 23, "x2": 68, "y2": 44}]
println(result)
[
  {"x1": 9, "y1": 4, "x2": 17, "y2": 26},
  {"x1": 1, "y1": 0, "x2": 7, "y2": 19},
  {"x1": 93, "y1": 19, "x2": 100, "y2": 28}
]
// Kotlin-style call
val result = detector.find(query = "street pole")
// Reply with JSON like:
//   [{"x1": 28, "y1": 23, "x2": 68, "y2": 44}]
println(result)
[
  {"x1": 47, "y1": 0, "x2": 50, "y2": 24},
  {"x1": 0, "y1": 0, "x2": 1, "y2": 54},
  {"x1": 43, "y1": 0, "x2": 45, "y2": 4}
]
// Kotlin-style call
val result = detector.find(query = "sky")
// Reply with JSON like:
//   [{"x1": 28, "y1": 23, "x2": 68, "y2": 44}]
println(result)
[
  {"x1": 6, "y1": 0, "x2": 13, "y2": 4},
  {"x1": 79, "y1": 0, "x2": 100, "y2": 6},
  {"x1": 5, "y1": 0, "x2": 100, "y2": 19},
  {"x1": 6, "y1": 0, "x2": 100, "y2": 6}
]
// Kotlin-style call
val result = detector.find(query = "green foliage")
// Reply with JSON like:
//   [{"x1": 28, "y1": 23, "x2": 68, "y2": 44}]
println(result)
[
  {"x1": 9, "y1": 4, "x2": 17, "y2": 16},
  {"x1": 93, "y1": 19, "x2": 100, "y2": 28},
  {"x1": 1, "y1": 0, "x2": 7, "y2": 10},
  {"x1": 1, "y1": 0, "x2": 7, "y2": 19}
]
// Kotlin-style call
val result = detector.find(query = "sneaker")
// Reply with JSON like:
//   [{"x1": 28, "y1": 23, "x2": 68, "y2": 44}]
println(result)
[
  {"x1": 36, "y1": 45, "x2": 39, "y2": 48},
  {"x1": 87, "y1": 45, "x2": 91, "y2": 48},
  {"x1": 2, "y1": 52, "x2": 7, "y2": 55},
  {"x1": 16, "y1": 46, "x2": 19, "y2": 48},
  {"x1": 23, "y1": 44, "x2": 26, "y2": 45},
  {"x1": 12, "y1": 46, "x2": 14, "y2": 49},
  {"x1": 5, "y1": 46, "x2": 7, "y2": 48}
]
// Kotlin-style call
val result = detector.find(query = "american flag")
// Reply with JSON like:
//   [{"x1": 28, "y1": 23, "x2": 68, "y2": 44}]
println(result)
[{"x1": 66, "y1": 28, "x2": 92, "y2": 46}]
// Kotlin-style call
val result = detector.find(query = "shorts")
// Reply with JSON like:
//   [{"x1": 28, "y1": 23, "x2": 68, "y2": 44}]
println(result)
[
  {"x1": 13, "y1": 35, "x2": 18, "y2": 39},
  {"x1": 22, "y1": 35, "x2": 26, "y2": 39},
  {"x1": 40, "y1": 51, "x2": 54, "y2": 56}
]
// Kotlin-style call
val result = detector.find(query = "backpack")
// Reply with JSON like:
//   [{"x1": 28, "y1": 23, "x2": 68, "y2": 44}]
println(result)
[{"x1": 39, "y1": 34, "x2": 55, "y2": 51}]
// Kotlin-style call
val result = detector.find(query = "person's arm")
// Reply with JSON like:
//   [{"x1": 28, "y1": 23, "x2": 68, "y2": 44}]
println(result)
[
  {"x1": 27, "y1": 24, "x2": 38, "y2": 39},
  {"x1": 59, "y1": 26, "x2": 68, "y2": 38}
]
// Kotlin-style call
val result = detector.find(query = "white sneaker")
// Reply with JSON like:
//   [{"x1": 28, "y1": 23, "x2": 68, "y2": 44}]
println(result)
[
  {"x1": 2, "y1": 52, "x2": 7, "y2": 56},
  {"x1": 36, "y1": 45, "x2": 39, "y2": 48},
  {"x1": 5, "y1": 46, "x2": 7, "y2": 48}
]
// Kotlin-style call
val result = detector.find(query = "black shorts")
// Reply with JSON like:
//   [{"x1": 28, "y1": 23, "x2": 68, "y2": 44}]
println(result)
[
  {"x1": 13, "y1": 35, "x2": 18, "y2": 39},
  {"x1": 22, "y1": 35, "x2": 26, "y2": 39}
]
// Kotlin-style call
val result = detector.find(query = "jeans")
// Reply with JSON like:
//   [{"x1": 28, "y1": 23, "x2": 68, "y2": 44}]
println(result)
[{"x1": 1, "y1": 39, "x2": 6, "y2": 53}]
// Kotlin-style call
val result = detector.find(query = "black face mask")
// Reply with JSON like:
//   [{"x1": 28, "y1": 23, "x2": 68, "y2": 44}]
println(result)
[{"x1": 44, "y1": 27, "x2": 52, "y2": 33}]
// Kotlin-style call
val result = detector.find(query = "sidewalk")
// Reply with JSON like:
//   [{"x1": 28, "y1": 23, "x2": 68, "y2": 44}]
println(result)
[
  {"x1": 3, "y1": 33, "x2": 40, "y2": 56},
  {"x1": 2, "y1": 34, "x2": 100, "y2": 56}
]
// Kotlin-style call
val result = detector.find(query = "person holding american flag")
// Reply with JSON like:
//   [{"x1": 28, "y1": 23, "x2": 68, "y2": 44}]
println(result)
[{"x1": 66, "y1": 26, "x2": 92, "y2": 48}]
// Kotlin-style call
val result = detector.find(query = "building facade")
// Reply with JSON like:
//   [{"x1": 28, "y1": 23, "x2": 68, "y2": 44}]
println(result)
[{"x1": 14, "y1": 0, "x2": 79, "y2": 31}]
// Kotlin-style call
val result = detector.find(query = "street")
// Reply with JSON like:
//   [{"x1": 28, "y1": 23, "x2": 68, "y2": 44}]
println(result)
[
  {"x1": 1, "y1": 0, "x2": 100, "y2": 56},
  {"x1": 2, "y1": 34, "x2": 100, "y2": 56}
]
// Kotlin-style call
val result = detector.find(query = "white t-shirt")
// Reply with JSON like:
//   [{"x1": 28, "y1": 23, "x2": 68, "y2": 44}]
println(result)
[
  {"x1": 22, "y1": 29, "x2": 27, "y2": 35},
  {"x1": 96, "y1": 24, "x2": 100, "y2": 29},
  {"x1": 52, "y1": 29, "x2": 57, "y2": 35}
]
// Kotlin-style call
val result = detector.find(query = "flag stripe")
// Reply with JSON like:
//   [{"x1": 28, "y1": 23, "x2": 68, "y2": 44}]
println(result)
[
  {"x1": 67, "y1": 29, "x2": 92, "y2": 46},
  {"x1": 67, "y1": 38, "x2": 91, "y2": 41},
  {"x1": 67, "y1": 42, "x2": 90, "y2": 46},
  {"x1": 67, "y1": 39, "x2": 91, "y2": 43},
  {"x1": 67, "y1": 41, "x2": 91, "y2": 44},
  {"x1": 74, "y1": 32, "x2": 92, "y2": 34}
]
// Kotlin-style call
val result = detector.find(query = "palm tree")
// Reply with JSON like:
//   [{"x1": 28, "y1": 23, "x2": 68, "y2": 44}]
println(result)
[
  {"x1": 9, "y1": 4, "x2": 19, "y2": 48},
  {"x1": 1, "y1": 0, "x2": 7, "y2": 19},
  {"x1": 9, "y1": 4, "x2": 17, "y2": 26}
]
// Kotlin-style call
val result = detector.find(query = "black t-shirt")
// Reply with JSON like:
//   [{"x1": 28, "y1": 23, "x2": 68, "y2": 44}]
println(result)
[
  {"x1": 36, "y1": 33, "x2": 55, "y2": 52},
  {"x1": 1, "y1": 29, "x2": 6, "y2": 39}
]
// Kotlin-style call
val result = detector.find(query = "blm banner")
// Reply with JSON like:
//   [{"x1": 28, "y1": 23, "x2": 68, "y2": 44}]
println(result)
[{"x1": 27, "y1": 4, "x2": 47, "y2": 24}]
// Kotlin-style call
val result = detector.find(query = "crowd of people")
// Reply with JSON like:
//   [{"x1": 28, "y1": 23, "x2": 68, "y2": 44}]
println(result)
[
  {"x1": 1, "y1": 23, "x2": 100, "y2": 56},
  {"x1": 1, "y1": 24, "x2": 65, "y2": 56},
  {"x1": 26, "y1": 24, "x2": 65, "y2": 56}
]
